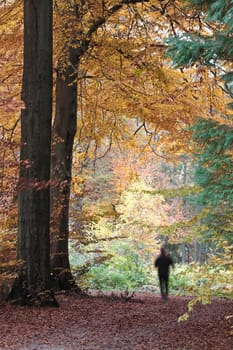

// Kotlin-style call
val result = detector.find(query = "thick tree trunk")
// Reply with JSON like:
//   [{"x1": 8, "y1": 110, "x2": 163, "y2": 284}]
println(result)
[
  {"x1": 9, "y1": 0, "x2": 57, "y2": 306},
  {"x1": 50, "y1": 48, "x2": 79, "y2": 289}
]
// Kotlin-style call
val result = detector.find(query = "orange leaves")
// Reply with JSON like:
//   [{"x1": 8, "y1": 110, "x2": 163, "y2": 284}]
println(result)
[
  {"x1": 0, "y1": 1, "x2": 23, "y2": 121},
  {"x1": 79, "y1": 34, "x2": 220, "y2": 158},
  {"x1": 72, "y1": 175, "x2": 86, "y2": 196},
  {"x1": 0, "y1": 2, "x2": 22, "y2": 227},
  {"x1": 52, "y1": 0, "x2": 231, "y2": 164}
]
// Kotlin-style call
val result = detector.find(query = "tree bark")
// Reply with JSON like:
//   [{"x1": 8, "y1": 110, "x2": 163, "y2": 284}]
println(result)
[
  {"x1": 50, "y1": 47, "x2": 79, "y2": 289},
  {"x1": 10, "y1": 0, "x2": 57, "y2": 306}
]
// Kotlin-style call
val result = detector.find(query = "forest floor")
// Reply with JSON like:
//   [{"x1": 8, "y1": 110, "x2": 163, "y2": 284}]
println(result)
[{"x1": 0, "y1": 291, "x2": 232, "y2": 350}]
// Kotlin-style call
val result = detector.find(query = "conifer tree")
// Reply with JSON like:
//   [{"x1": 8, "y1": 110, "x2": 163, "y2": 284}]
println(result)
[
  {"x1": 192, "y1": 118, "x2": 233, "y2": 243},
  {"x1": 166, "y1": 0, "x2": 233, "y2": 97},
  {"x1": 166, "y1": 0, "x2": 233, "y2": 247}
]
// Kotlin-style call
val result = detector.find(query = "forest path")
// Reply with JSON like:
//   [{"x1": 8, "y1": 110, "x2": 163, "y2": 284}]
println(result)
[{"x1": 0, "y1": 292, "x2": 232, "y2": 350}]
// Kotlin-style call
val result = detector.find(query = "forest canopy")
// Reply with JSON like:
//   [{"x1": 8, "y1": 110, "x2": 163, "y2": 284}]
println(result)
[{"x1": 0, "y1": 0, "x2": 232, "y2": 305}]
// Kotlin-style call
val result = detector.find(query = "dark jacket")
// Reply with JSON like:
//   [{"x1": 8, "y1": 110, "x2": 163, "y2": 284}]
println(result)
[{"x1": 155, "y1": 254, "x2": 174, "y2": 276}]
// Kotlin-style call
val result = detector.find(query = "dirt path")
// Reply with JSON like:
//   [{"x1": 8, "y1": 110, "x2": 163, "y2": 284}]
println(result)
[{"x1": 0, "y1": 293, "x2": 232, "y2": 349}]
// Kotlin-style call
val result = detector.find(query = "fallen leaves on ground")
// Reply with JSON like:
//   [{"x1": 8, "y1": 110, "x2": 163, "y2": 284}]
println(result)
[{"x1": 0, "y1": 292, "x2": 232, "y2": 349}]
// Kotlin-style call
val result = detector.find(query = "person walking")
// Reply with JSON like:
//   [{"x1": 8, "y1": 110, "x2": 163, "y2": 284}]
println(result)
[{"x1": 154, "y1": 246, "x2": 174, "y2": 300}]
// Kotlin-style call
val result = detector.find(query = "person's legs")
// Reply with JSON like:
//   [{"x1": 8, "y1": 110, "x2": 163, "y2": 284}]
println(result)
[
  {"x1": 159, "y1": 274, "x2": 163, "y2": 297},
  {"x1": 159, "y1": 274, "x2": 167, "y2": 299},
  {"x1": 164, "y1": 274, "x2": 169, "y2": 298}
]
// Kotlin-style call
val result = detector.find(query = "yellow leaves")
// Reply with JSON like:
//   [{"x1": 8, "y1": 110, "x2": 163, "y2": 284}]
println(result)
[
  {"x1": 178, "y1": 312, "x2": 189, "y2": 322},
  {"x1": 0, "y1": 2, "x2": 23, "y2": 134},
  {"x1": 52, "y1": 0, "x2": 233, "y2": 160},
  {"x1": 72, "y1": 175, "x2": 86, "y2": 196},
  {"x1": 0, "y1": 0, "x2": 22, "y2": 33},
  {"x1": 82, "y1": 38, "x2": 223, "y2": 157},
  {"x1": 178, "y1": 295, "x2": 211, "y2": 322},
  {"x1": 225, "y1": 315, "x2": 233, "y2": 335},
  {"x1": 0, "y1": 227, "x2": 17, "y2": 271},
  {"x1": 116, "y1": 180, "x2": 168, "y2": 232}
]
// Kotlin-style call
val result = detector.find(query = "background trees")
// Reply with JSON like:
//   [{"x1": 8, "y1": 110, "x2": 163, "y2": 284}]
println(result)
[{"x1": 0, "y1": 0, "x2": 22, "y2": 270}]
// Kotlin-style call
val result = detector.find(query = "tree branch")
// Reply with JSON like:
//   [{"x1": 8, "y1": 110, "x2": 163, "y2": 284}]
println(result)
[{"x1": 80, "y1": 0, "x2": 149, "y2": 56}]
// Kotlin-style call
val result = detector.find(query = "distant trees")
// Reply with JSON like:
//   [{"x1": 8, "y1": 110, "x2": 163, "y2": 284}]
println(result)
[{"x1": 0, "y1": 1, "x2": 22, "y2": 234}]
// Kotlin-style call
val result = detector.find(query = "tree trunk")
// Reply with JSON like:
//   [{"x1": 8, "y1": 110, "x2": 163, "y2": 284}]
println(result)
[
  {"x1": 50, "y1": 47, "x2": 79, "y2": 289},
  {"x1": 50, "y1": 0, "x2": 141, "y2": 289},
  {"x1": 9, "y1": 0, "x2": 57, "y2": 306}
]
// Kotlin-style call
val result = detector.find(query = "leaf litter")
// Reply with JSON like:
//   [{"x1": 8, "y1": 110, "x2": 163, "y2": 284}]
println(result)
[{"x1": 0, "y1": 292, "x2": 232, "y2": 350}]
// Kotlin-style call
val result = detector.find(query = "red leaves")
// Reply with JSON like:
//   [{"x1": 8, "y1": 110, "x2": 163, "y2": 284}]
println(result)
[{"x1": 0, "y1": 293, "x2": 232, "y2": 349}]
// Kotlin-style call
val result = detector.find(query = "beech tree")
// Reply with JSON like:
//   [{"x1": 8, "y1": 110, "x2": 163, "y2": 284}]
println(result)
[
  {"x1": 10, "y1": 0, "x2": 56, "y2": 305},
  {"x1": 50, "y1": 0, "x2": 153, "y2": 287},
  {"x1": 51, "y1": 0, "x2": 218, "y2": 288}
]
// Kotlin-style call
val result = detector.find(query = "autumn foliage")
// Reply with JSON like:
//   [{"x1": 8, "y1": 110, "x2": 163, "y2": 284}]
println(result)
[{"x1": 0, "y1": 0, "x2": 232, "y2": 314}]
